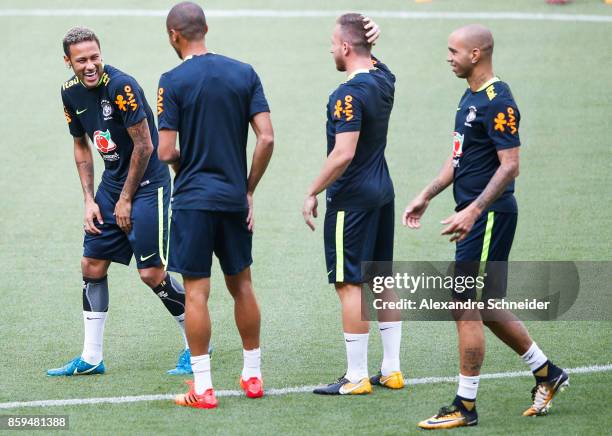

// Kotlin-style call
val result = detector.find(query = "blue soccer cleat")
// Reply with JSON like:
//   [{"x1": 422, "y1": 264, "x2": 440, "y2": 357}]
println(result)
[
  {"x1": 313, "y1": 374, "x2": 372, "y2": 395},
  {"x1": 166, "y1": 345, "x2": 213, "y2": 375},
  {"x1": 47, "y1": 356, "x2": 105, "y2": 376},
  {"x1": 167, "y1": 348, "x2": 192, "y2": 375}
]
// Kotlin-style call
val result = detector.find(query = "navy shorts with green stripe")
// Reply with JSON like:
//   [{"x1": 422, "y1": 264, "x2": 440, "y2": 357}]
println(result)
[
  {"x1": 168, "y1": 209, "x2": 252, "y2": 278},
  {"x1": 453, "y1": 210, "x2": 517, "y2": 300},
  {"x1": 324, "y1": 200, "x2": 394, "y2": 284},
  {"x1": 83, "y1": 182, "x2": 170, "y2": 269}
]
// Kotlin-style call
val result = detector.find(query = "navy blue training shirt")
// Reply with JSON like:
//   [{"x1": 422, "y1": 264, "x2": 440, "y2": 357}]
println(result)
[
  {"x1": 61, "y1": 65, "x2": 169, "y2": 194},
  {"x1": 452, "y1": 78, "x2": 521, "y2": 213},
  {"x1": 325, "y1": 57, "x2": 395, "y2": 211},
  {"x1": 157, "y1": 53, "x2": 270, "y2": 211}
]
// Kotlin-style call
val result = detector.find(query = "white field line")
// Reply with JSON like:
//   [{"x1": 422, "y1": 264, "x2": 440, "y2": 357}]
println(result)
[
  {"x1": 0, "y1": 9, "x2": 611, "y2": 22},
  {"x1": 0, "y1": 363, "x2": 610, "y2": 410}
]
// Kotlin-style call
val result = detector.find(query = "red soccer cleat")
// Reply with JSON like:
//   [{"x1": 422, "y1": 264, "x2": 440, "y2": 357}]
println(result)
[
  {"x1": 175, "y1": 380, "x2": 218, "y2": 409},
  {"x1": 240, "y1": 376, "x2": 264, "y2": 398}
]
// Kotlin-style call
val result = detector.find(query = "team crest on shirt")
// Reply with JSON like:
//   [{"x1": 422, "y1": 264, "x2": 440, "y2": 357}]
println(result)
[
  {"x1": 93, "y1": 129, "x2": 119, "y2": 161},
  {"x1": 464, "y1": 106, "x2": 477, "y2": 127},
  {"x1": 452, "y1": 131, "x2": 464, "y2": 168},
  {"x1": 101, "y1": 99, "x2": 114, "y2": 120}
]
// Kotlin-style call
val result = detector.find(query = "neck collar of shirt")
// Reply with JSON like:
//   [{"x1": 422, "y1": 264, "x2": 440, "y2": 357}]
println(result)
[
  {"x1": 183, "y1": 52, "x2": 214, "y2": 62},
  {"x1": 474, "y1": 76, "x2": 500, "y2": 93},
  {"x1": 345, "y1": 68, "x2": 372, "y2": 82}
]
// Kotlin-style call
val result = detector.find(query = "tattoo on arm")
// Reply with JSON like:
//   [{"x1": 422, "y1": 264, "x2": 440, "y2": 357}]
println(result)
[
  {"x1": 425, "y1": 179, "x2": 446, "y2": 199},
  {"x1": 74, "y1": 135, "x2": 95, "y2": 200},
  {"x1": 123, "y1": 119, "x2": 153, "y2": 200},
  {"x1": 76, "y1": 159, "x2": 94, "y2": 198},
  {"x1": 423, "y1": 157, "x2": 454, "y2": 200},
  {"x1": 473, "y1": 162, "x2": 517, "y2": 212}
]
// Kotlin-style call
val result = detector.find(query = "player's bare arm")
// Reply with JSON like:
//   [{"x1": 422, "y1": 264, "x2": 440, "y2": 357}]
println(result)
[
  {"x1": 115, "y1": 118, "x2": 154, "y2": 233},
  {"x1": 441, "y1": 147, "x2": 519, "y2": 242},
  {"x1": 472, "y1": 147, "x2": 520, "y2": 213},
  {"x1": 158, "y1": 129, "x2": 180, "y2": 175},
  {"x1": 403, "y1": 155, "x2": 454, "y2": 229},
  {"x1": 246, "y1": 112, "x2": 274, "y2": 232},
  {"x1": 302, "y1": 131, "x2": 359, "y2": 231},
  {"x1": 74, "y1": 134, "x2": 103, "y2": 235}
]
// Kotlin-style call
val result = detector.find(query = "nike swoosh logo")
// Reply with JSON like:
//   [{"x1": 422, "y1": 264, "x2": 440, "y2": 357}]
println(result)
[
  {"x1": 327, "y1": 270, "x2": 334, "y2": 276},
  {"x1": 380, "y1": 327, "x2": 392, "y2": 331},
  {"x1": 345, "y1": 339, "x2": 357, "y2": 342},
  {"x1": 86, "y1": 317, "x2": 103, "y2": 320},
  {"x1": 76, "y1": 108, "x2": 88, "y2": 115},
  {"x1": 140, "y1": 253, "x2": 157, "y2": 261},
  {"x1": 457, "y1": 107, "x2": 462, "y2": 111},
  {"x1": 427, "y1": 418, "x2": 462, "y2": 425},
  {"x1": 339, "y1": 380, "x2": 365, "y2": 394},
  {"x1": 73, "y1": 362, "x2": 101, "y2": 375}
]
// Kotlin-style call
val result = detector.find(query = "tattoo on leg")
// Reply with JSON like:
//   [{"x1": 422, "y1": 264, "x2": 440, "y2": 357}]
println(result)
[{"x1": 462, "y1": 347, "x2": 484, "y2": 373}]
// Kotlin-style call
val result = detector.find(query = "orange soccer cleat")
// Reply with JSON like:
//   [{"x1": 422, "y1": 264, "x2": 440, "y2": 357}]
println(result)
[{"x1": 175, "y1": 380, "x2": 218, "y2": 409}]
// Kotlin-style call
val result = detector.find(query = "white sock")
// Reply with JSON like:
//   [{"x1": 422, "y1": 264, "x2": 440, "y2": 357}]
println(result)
[
  {"x1": 173, "y1": 313, "x2": 189, "y2": 349},
  {"x1": 344, "y1": 332, "x2": 369, "y2": 383},
  {"x1": 378, "y1": 321, "x2": 402, "y2": 376},
  {"x1": 521, "y1": 342, "x2": 548, "y2": 373},
  {"x1": 242, "y1": 348, "x2": 262, "y2": 379},
  {"x1": 457, "y1": 374, "x2": 480, "y2": 400},
  {"x1": 81, "y1": 311, "x2": 107, "y2": 365},
  {"x1": 191, "y1": 354, "x2": 212, "y2": 394}
]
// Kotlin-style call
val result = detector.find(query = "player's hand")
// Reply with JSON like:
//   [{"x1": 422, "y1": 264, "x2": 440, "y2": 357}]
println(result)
[
  {"x1": 114, "y1": 195, "x2": 132, "y2": 234},
  {"x1": 362, "y1": 16, "x2": 381, "y2": 44},
  {"x1": 84, "y1": 199, "x2": 104, "y2": 235},
  {"x1": 403, "y1": 195, "x2": 430, "y2": 229},
  {"x1": 440, "y1": 206, "x2": 480, "y2": 242},
  {"x1": 246, "y1": 191, "x2": 255, "y2": 232},
  {"x1": 302, "y1": 194, "x2": 318, "y2": 231}
]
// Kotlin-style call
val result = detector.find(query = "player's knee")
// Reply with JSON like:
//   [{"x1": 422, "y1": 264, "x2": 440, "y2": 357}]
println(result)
[
  {"x1": 482, "y1": 318, "x2": 499, "y2": 330},
  {"x1": 228, "y1": 280, "x2": 254, "y2": 299},
  {"x1": 81, "y1": 257, "x2": 109, "y2": 279},
  {"x1": 138, "y1": 267, "x2": 166, "y2": 288},
  {"x1": 455, "y1": 320, "x2": 485, "y2": 342}
]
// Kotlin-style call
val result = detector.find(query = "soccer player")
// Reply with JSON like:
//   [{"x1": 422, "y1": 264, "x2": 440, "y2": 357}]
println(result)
[
  {"x1": 157, "y1": 2, "x2": 274, "y2": 409},
  {"x1": 303, "y1": 14, "x2": 404, "y2": 395},
  {"x1": 403, "y1": 25, "x2": 568, "y2": 429},
  {"x1": 48, "y1": 26, "x2": 193, "y2": 377}
]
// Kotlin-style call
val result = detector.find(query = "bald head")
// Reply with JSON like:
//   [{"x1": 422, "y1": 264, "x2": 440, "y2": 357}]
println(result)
[
  {"x1": 166, "y1": 1, "x2": 207, "y2": 41},
  {"x1": 450, "y1": 24, "x2": 494, "y2": 58}
]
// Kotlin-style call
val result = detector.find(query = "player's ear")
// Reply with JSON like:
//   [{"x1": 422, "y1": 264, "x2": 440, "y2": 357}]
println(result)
[
  {"x1": 342, "y1": 41, "x2": 350, "y2": 56},
  {"x1": 471, "y1": 48, "x2": 481, "y2": 64},
  {"x1": 204, "y1": 24, "x2": 208, "y2": 35},
  {"x1": 63, "y1": 54, "x2": 72, "y2": 69},
  {"x1": 168, "y1": 28, "x2": 178, "y2": 43}
]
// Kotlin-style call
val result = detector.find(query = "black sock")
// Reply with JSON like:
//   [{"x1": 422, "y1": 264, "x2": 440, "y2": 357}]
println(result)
[
  {"x1": 534, "y1": 360, "x2": 562, "y2": 384},
  {"x1": 151, "y1": 274, "x2": 185, "y2": 317},
  {"x1": 453, "y1": 395, "x2": 476, "y2": 412}
]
